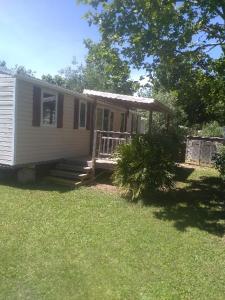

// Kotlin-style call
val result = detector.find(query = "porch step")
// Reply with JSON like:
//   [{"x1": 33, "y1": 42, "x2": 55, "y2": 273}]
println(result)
[
  {"x1": 45, "y1": 157, "x2": 95, "y2": 188},
  {"x1": 45, "y1": 176, "x2": 83, "y2": 188},
  {"x1": 45, "y1": 176, "x2": 95, "y2": 188},
  {"x1": 63, "y1": 158, "x2": 92, "y2": 167},
  {"x1": 56, "y1": 163, "x2": 92, "y2": 173},
  {"x1": 50, "y1": 170, "x2": 88, "y2": 180}
]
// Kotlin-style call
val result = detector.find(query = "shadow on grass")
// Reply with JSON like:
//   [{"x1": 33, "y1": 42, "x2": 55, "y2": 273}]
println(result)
[
  {"x1": 95, "y1": 169, "x2": 114, "y2": 185},
  {"x1": 142, "y1": 168, "x2": 225, "y2": 237},
  {"x1": 0, "y1": 176, "x2": 73, "y2": 194},
  {"x1": 0, "y1": 168, "x2": 74, "y2": 193}
]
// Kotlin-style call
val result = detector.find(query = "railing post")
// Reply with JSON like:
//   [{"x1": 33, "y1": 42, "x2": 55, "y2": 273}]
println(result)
[{"x1": 92, "y1": 130, "x2": 97, "y2": 175}]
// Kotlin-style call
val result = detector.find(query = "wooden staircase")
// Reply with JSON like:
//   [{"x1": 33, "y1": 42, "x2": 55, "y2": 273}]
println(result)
[{"x1": 45, "y1": 158, "x2": 94, "y2": 188}]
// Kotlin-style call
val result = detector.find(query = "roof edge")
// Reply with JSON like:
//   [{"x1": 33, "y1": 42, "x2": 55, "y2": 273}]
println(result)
[
  {"x1": 15, "y1": 74, "x2": 92, "y2": 101},
  {"x1": 0, "y1": 67, "x2": 92, "y2": 102}
]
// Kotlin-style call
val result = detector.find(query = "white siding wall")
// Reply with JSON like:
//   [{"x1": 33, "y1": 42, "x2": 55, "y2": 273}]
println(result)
[
  {"x1": 0, "y1": 74, "x2": 15, "y2": 166},
  {"x1": 14, "y1": 79, "x2": 90, "y2": 165}
]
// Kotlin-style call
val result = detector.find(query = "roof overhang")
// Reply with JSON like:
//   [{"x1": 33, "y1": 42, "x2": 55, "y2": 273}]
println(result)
[{"x1": 83, "y1": 89, "x2": 172, "y2": 114}]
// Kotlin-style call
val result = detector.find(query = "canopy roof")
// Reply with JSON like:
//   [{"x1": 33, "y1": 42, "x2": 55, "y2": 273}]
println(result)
[{"x1": 83, "y1": 89, "x2": 172, "y2": 114}]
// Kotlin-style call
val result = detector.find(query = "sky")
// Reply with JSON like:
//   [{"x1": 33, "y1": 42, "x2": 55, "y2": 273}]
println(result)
[
  {"x1": 0, "y1": 0, "x2": 98, "y2": 77},
  {"x1": 0, "y1": 1, "x2": 221, "y2": 83},
  {"x1": 0, "y1": 0, "x2": 145, "y2": 81}
]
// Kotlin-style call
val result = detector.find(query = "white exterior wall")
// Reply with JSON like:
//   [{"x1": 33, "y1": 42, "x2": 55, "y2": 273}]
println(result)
[
  {"x1": 0, "y1": 74, "x2": 15, "y2": 166},
  {"x1": 14, "y1": 78, "x2": 90, "y2": 165}
]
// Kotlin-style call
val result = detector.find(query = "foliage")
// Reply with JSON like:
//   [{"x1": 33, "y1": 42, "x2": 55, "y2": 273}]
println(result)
[
  {"x1": 42, "y1": 41, "x2": 138, "y2": 94},
  {"x1": 42, "y1": 58, "x2": 85, "y2": 92},
  {"x1": 201, "y1": 121, "x2": 224, "y2": 138},
  {"x1": 41, "y1": 74, "x2": 67, "y2": 87},
  {"x1": 153, "y1": 90, "x2": 187, "y2": 127},
  {"x1": 84, "y1": 39, "x2": 138, "y2": 94},
  {"x1": 113, "y1": 133, "x2": 178, "y2": 199},
  {"x1": 79, "y1": 1, "x2": 225, "y2": 63},
  {"x1": 214, "y1": 145, "x2": 225, "y2": 179},
  {"x1": 0, "y1": 60, "x2": 35, "y2": 76},
  {"x1": 78, "y1": 0, "x2": 225, "y2": 125},
  {"x1": 154, "y1": 55, "x2": 225, "y2": 125},
  {"x1": 0, "y1": 60, "x2": 6, "y2": 67}
]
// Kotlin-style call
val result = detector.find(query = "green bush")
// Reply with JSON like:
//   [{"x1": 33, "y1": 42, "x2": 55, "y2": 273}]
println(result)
[
  {"x1": 113, "y1": 133, "x2": 178, "y2": 200},
  {"x1": 214, "y1": 145, "x2": 225, "y2": 179},
  {"x1": 201, "y1": 121, "x2": 224, "y2": 138}
]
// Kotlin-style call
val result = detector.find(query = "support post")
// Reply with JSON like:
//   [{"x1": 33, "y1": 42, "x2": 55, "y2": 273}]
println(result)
[
  {"x1": 89, "y1": 101, "x2": 97, "y2": 155},
  {"x1": 125, "y1": 109, "x2": 129, "y2": 132},
  {"x1": 92, "y1": 130, "x2": 97, "y2": 175},
  {"x1": 148, "y1": 110, "x2": 153, "y2": 134},
  {"x1": 165, "y1": 113, "x2": 170, "y2": 132}
]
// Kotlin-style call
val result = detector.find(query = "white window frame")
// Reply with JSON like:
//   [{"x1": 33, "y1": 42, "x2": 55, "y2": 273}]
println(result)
[
  {"x1": 41, "y1": 89, "x2": 58, "y2": 128},
  {"x1": 79, "y1": 100, "x2": 87, "y2": 129}
]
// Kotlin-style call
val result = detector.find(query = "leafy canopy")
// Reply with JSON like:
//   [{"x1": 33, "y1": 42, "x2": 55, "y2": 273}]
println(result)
[
  {"x1": 42, "y1": 41, "x2": 138, "y2": 94},
  {"x1": 78, "y1": 0, "x2": 225, "y2": 125},
  {"x1": 78, "y1": 1, "x2": 225, "y2": 64}
]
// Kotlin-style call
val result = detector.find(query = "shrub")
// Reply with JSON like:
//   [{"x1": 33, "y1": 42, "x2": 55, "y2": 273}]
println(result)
[
  {"x1": 214, "y1": 145, "x2": 225, "y2": 179},
  {"x1": 113, "y1": 133, "x2": 178, "y2": 200},
  {"x1": 201, "y1": 121, "x2": 224, "y2": 138}
]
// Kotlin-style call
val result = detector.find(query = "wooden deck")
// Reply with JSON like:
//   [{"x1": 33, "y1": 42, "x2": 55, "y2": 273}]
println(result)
[{"x1": 58, "y1": 131, "x2": 131, "y2": 172}]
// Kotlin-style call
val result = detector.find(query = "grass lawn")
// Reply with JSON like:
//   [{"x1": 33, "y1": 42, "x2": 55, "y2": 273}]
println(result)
[{"x1": 0, "y1": 166, "x2": 225, "y2": 299}]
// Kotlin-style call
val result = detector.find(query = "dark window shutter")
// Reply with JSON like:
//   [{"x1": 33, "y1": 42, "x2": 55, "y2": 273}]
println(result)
[
  {"x1": 86, "y1": 102, "x2": 92, "y2": 130},
  {"x1": 32, "y1": 86, "x2": 41, "y2": 127},
  {"x1": 74, "y1": 97, "x2": 80, "y2": 129},
  {"x1": 57, "y1": 93, "x2": 64, "y2": 128}
]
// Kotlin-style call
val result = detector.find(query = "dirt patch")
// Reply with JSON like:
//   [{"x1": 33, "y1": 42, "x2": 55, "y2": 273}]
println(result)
[
  {"x1": 179, "y1": 163, "x2": 213, "y2": 170},
  {"x1": 92, "y1": 183, "x2": 119, "y2": 195}
]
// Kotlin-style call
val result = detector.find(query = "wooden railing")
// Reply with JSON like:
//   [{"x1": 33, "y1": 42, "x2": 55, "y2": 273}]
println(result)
[{"x1": 92, "y1": 130, "x2": 132, "y2": 159}]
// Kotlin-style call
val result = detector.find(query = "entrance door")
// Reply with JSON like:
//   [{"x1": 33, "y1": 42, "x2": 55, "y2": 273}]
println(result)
[{"x1": 96, "y1": 108, "x2": 114, "y2": 131}]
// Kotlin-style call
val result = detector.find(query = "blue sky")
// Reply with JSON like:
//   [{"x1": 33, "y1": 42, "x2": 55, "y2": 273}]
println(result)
[
  {"x1": 0, "y1": 1, "x2": 221, "y2": 82},
  {"x1": 0, "y1": 0, "x2": 102, "y2": 77}
]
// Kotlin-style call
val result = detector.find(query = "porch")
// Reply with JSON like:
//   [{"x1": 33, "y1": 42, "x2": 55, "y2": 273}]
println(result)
[
  {"x1": 84, "y1": 90, "x2": 173, "y2": 168},
  {"x1": 47, "y1": 90, "x2": 173, "y2": 185},
  {"x1": 92, "y1": 130, "x2": 131, "y2": 170}
]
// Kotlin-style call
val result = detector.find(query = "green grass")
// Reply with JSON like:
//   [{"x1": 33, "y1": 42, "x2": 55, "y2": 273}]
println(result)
[{"x1": 0, "y1": 167, "x2": 225, "y2": 299}]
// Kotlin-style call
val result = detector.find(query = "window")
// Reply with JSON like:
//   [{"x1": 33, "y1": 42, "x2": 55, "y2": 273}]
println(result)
[
  {"x1": 41, "y1": 91, "x2": 57, "y2": 126},
  {"x1": 120, "y1": 113, "x2": 126, "y2": 132},
  {"x1": 79, "y1": 101, "x2": 87, "y2": 128}
]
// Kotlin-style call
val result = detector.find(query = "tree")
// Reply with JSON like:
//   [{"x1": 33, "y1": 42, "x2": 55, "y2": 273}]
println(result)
[
  {"x1": 78, "y1": 1, "x2": 225, "y2": 65},
  {"x1": 0, "y1": 60, "x2": 6, "y2": 67},
  {"x1": 41, "y1": 74, "x2": 67, "y2": 87},
  {"x1": 0, "y1": 60, "x2": 35, "y2": 76},
  {"x1": 83, "y1": 39, "x2": 138, "y2": 94},
  {"x1": 42, "y1": 41, "x2": 138, "y2": 94},
  {"x1": 78, "y1": 0, "x2": 225, "y2": 125}
]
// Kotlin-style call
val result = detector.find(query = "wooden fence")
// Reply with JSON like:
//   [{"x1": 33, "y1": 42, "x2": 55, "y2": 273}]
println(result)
[{"x1": 185, "y1": 136, "x2": 224, "y2": 166}]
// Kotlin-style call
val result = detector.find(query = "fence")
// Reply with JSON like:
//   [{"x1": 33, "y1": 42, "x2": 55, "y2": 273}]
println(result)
[{"x1": 185, "y1": 136, "x2": 224, "y2": 166}]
